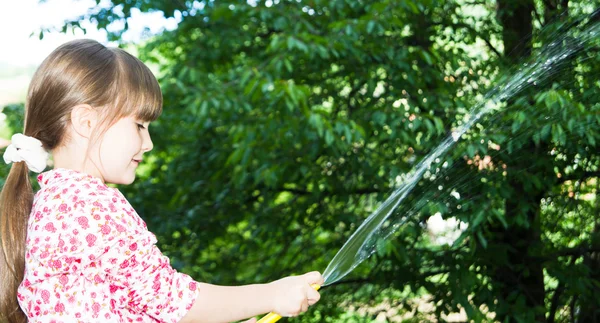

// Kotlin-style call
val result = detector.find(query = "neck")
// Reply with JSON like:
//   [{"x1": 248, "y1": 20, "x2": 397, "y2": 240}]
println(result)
[{"x1": 51, "y1": 144, "x2": 103, "y2": 182}]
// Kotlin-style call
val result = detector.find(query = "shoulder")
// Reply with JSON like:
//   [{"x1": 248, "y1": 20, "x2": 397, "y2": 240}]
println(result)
[
  {"x1": 35, "y1": 168, "x2": 128, "y2": 208},
  {"x1": 32, "y1": 168, "x2": 143, "y2": 231},
  {"x1": 29, "y1": 170, "x2": 151, "y2": 251}
]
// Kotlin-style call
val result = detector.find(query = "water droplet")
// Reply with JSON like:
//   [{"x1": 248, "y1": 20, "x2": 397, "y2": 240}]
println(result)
[
  {"x1": 451, "y1": 132, "x2": 460, "y2": 141},
  {"x1": 451, "y1": 191, "x2": 461, "y2": 199}
]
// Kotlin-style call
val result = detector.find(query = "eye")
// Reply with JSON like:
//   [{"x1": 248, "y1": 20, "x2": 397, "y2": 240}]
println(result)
[{"x1": 136, "y1": 123, "x2": 146, "y2": 130}]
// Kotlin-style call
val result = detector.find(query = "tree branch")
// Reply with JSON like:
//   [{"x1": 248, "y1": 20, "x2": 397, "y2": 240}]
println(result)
[
  {"x1": 543, "y1": 0, "x2": 556, "y2": 10},
  {"x1": 326, "y1": 278, "x2": 372, "y2": 288},
  {"x1": 548, "y1": 246, "x2": 600, "y2": 258},
  {"x1": 556, "y1": 171, "x2": 600, "y2": 184},
  {"x1": 279, "y1": 187, "x2": 384, "y2": 196},
  {"x1": 345, "y1": 81, "x2": 367, "y2": 118},
  {"x1": 462, "y1": 0, "x2": 488, "y2": 5},
  {"x1": 171, "y1": 0, "x2": 187, "y2": 12},
  {"x1": 324, "y1": 268, "x2": 450, "y2": 288},
  {"x1": 433, "y1": 22, "x2": 502, "y2": 58},
  {"x1": 547, "y1": 281, "x2": 564, "y2": 323},
  {"x1": 532, "y1": 4, "x2": 544, "y2": 26},
  {"x1": 570, "y1": 295, "x2": 577, "y2": 322}
]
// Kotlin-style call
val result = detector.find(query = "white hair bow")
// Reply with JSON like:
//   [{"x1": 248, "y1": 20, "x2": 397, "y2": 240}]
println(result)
[{"x1": 3, "y1": 133, "x2": 49, "y2": 173}]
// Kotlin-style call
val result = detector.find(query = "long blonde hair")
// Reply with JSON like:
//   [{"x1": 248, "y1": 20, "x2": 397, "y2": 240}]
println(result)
[{"x1": 0, "y1": 39, "x2": 162, "y2": 322}]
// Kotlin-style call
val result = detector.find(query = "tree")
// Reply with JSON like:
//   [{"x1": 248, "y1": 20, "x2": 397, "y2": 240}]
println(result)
[{"x1": 14, "y1": 0, "x2": 600, "y2": 321}]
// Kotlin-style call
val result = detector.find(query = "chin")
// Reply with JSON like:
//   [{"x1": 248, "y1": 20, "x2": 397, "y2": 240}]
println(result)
[
  {"x1": 107, "y1": 174, "x2": 136, "y2": 185},
  {"x1": 121, "y1": 177, "x2": 136, "y2": 185},
  {"x1": 122, "y1": 174, "x2": 136, "y2": 185}
]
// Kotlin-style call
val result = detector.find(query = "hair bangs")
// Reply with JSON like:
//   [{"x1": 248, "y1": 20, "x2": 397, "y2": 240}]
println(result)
[{"x1": 113, "y1": 49, "x2": 163, "y2": 122}]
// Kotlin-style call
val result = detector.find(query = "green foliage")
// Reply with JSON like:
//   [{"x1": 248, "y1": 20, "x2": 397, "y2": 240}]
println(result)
[
  {"x1": 11, "y1": 0, "x2": 600, "y2": 321},
  {"x1": 0, "y1": 104, "x2": 25, "y2": 186}
]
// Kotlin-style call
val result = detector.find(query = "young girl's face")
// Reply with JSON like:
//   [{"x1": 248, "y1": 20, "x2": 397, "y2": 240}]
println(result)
[{"x1": 90, "y1": 116, "x2": 153, "y2": 184}]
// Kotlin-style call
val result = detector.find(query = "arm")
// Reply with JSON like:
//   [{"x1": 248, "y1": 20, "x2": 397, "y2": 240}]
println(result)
[
  {"x1": 179, "y1": 272, "x2": 323, "y2": 323},
  {"x1": 80, "y1": 189, "x2": 323, "y2": 323}
]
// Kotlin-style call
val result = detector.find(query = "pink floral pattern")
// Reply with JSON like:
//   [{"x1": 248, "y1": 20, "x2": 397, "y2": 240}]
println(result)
[{"x1": 18, "y1": 168, "x2": 199, "y2": 322}]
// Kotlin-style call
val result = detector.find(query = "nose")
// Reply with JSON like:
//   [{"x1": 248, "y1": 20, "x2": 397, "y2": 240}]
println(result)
[{"x1": 142, "y1": 130, "x2": 153, "y2": 152}]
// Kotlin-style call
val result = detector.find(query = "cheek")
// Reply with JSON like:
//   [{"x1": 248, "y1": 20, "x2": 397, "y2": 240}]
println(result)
[
  {"x1": 119, "y1": 134, "x2": 144, "y2": 158},
  {"x1": 133, "y1": 133, "x2": 144, "y2": 149},
  {"x1": 100, "y1": 131, "x2": 140, "y2": 157}
]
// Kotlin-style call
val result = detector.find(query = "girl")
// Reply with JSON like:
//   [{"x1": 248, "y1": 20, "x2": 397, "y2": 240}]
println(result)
[{"x1": 0, "y1": 39, "x2": 323, "y2": 323}]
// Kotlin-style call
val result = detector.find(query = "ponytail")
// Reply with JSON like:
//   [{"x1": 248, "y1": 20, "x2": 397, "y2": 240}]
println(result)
[{"x1": 0, "y1": 162, "x2": 33, "y2": 323}]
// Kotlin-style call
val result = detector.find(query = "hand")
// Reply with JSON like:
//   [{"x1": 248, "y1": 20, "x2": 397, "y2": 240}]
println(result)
[
  {"x1": 268, "y1": 271, "x2": 324, "y2": 317},
  {"x1": 235, "y1": 318, "x2": 256, "y2": 323}
]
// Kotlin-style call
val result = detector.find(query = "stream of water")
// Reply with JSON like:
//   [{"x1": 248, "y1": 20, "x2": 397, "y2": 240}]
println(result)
[{"x1": 321, "y1": 14, "x2": 600, "y2": 286}]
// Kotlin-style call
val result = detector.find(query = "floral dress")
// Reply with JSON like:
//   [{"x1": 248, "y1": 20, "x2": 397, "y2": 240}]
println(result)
[{"x1": 17, "y1": 168, "x2": 199, "y2": 322}]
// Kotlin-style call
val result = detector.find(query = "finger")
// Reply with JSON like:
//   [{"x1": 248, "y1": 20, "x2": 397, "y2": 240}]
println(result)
[
  {"x1": 306, "y1": 286, "x2": 321, "y2": 305},
  {"x1": 288, "y1": 308, "x2": 300, "y2": 317},
  {"x1": 300, "y1": 299, "x2": 309, "y2": 313},
  {"x1": 303, "y1": 271, "x2": 324, "y2": 285}
]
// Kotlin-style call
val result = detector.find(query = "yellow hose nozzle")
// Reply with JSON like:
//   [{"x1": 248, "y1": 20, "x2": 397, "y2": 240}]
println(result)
[{"x1": 256, "y1": 284, "x2": 321, "y2": 323}]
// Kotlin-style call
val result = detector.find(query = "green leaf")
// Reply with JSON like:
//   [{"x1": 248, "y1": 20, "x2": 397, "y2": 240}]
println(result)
[
  {"x1": 466, "y1": 144, "x2": 476, "y2": 158},
  {"x1": 367, "y1": 20, "x2": 376, "y2": 34},
  {"x1": 540, "y1": 124, "x2": 551, "y2": 140},
  {"x1": 324, "y1": 130, "x2": 334, "y2": 146},
  {"x1": 284, "y1": 58, "x2": 293, "y2": 73},
  {"x1": 476, "y1": 230, "x2": 488, "y2": 248},
  {"x1": 421, "y1": 51, "x2": 434, "y2": 65}
]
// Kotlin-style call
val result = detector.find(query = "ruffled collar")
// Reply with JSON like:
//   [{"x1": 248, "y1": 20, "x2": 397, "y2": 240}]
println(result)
[{"x1": 37, "y1": 168, "x2": 107, "y2": 189}]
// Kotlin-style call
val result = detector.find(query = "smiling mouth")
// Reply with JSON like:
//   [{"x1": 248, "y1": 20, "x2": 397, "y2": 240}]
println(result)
[{"x1": 133, "y1": 159, "x2": 142, "y2": 163}]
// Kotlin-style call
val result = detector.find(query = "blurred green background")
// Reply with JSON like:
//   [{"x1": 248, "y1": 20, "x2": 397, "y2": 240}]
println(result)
[{"x1": 3, "y1": 0, "x2": 600, "y2": 322}]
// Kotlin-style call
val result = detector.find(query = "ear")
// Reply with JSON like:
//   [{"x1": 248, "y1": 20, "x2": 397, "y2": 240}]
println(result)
[{"x1": 70, "y1": 104, "x2": 98, "y2": 138}]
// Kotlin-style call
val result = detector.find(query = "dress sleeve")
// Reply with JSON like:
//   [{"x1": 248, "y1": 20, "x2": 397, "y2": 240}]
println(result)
[
  {"x1": 91, "y1": 190, "x2": 200, "y2": 322},
  {"x1": 21, "y1": 177, "x2": 198, "y2": 322},
  {"x1": 24, "y1": 186, "x2": 200, "y2": 322},
  {"x1": 115, "y1": 236, "x2": 200, "y2": 321}
]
